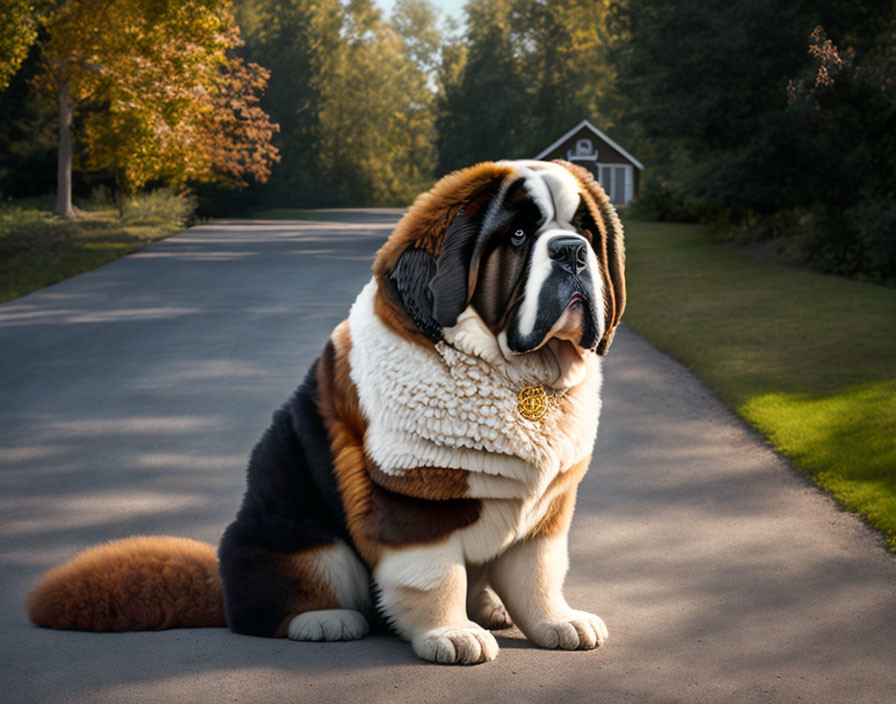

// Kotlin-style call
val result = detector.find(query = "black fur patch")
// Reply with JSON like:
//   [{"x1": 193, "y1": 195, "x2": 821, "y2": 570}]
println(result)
[
  {"x1": 429, "y1": 210, "x2": 481, "y2": 327},
  {"x1": 388, "y1": 248, "x2": 442, "y2": 342},
  {"x1": 218, "y1": 359, "x2": 347, "y2": 637}
]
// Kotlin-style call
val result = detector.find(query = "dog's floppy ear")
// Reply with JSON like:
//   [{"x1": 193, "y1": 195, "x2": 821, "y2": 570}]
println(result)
[
  {"x1": 555, "y1": 160, "x2": 626, "y2": 356},
  {"x1": 429, "y1": 175, "x2": 534, "y2": 327},
  {"x1": 373, "y1": 162, "x2": 511, "y2": 342},
  {"x1": 390, "y1": 203, "x2": 487, "y2": 337},
  {"x1": 428, "y1": 209, "x2": 482, "y2": 327},
  {"x1": 375, "y1": 163, "x2": 512, "y2": 340},
  {"x1": 388, "y1": 248, "x2": 441, "y2": 341}
]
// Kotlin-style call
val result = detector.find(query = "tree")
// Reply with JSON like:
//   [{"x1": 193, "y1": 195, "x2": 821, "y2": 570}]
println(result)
[
  {"x1": 784, "y1": 25, "x2": 896, "y2": 281},
  {"x1": 316, "y1": 0, "x2": 438, "y2": 204},
  {"x1": 233, "y1": 0, "x2": 438, "y2": 207},
  {"x1": 436, "y1": 0, "x2": 529, "y2": 173},
  {"x1": 609, "y1": 0, "x2": 895, "y2": 280},
  {"x1": 75, "y1": 29, "x2": 280, "y2": 196},
  {"x1": 610, "y1": 0, "x2": 895, "y2": 219},
  {"x1": 513, "y1": 0, "x2": 619, "y2": 150},
  {"x1": 233, "y1": 0, "x2": 343, "y2": 207},
  {"x1": 0, "y1": 0, "x2": 37, "y2": 90},
  {"x1": 0, "y1": 43, "x2": 57, "y2": 198},
  {"x1": 435, "y1": 0, "x2": 619, "y2": 174},
  {"x1": 391, "y1": 0, "x2": 442, "y2": 76},
  {"x1": 31, "y1": 0, "x2": 278, "y2": 216}
]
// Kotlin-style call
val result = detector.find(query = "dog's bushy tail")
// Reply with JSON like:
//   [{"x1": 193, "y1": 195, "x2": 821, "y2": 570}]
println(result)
[{"x1": 26, "y1": 536, "x2": 226, "y2": 631}]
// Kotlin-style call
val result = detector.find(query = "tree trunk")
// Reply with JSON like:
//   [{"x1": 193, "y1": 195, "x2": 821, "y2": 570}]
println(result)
[{"x1": 55, "y1": 80, "x2": 75, "y2": 218}]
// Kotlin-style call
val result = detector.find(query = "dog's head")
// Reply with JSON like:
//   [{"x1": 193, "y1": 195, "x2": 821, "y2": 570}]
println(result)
[{"x1": 373, "y1": 159, "x2": 625, "y2": 386}]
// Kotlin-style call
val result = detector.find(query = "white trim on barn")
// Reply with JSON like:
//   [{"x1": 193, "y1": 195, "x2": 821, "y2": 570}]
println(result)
[{"x1": 535, "y1": 119, "x2": 644, "y2": 171}]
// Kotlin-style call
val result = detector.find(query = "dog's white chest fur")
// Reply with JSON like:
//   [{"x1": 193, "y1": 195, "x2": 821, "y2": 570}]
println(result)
[{"x1": 347, "y1": 280, "x2": 602, "y2": 500}]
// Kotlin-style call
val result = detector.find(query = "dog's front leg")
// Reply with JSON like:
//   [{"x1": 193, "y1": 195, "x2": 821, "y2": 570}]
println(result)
[
  {"x1": 490, "y1": 533, "x2": 608, "y2": 650},
  {"x1": 374, "y1": 541, "x2": 499, "y2": 664}
]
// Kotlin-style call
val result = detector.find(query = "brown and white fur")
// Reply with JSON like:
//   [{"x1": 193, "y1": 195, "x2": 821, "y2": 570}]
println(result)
[{"x1": 26, "y1": 159, "x2": 625, "y2": 665}]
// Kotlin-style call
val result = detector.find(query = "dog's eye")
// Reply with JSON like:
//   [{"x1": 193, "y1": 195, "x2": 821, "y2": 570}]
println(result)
[{"x1": 510, "y1": 228, "x2": 527, "y2": 247}]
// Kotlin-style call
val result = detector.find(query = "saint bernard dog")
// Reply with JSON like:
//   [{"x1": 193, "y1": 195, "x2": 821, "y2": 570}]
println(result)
[{"x1": 26, "y1": 159, "x2": 625, "y2": 665}]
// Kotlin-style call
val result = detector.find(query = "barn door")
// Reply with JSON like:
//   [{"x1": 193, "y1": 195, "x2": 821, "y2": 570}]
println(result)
[{"x1": 598, "y1": 165, "x2": 630, "y2": 205}]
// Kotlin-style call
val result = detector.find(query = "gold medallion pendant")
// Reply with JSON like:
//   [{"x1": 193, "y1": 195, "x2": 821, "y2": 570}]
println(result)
[{"x1": 518, "y1": 384, "x2": 549, "y2": 422}]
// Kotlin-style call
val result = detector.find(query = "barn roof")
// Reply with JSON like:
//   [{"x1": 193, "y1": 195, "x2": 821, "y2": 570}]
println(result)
[{"x1": 535, "y1": 119, "x2": 644, "y2": 171}]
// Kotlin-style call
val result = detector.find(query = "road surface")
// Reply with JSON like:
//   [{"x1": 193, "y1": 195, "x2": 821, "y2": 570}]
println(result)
[{"x1": 1, "y1": 211, "x2": 894, "y2": 703}]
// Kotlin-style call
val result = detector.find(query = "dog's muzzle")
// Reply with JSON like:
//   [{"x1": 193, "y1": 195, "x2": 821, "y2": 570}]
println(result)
[{"x1": 505, "y1": 231, "x2": 603, "y2": 355}]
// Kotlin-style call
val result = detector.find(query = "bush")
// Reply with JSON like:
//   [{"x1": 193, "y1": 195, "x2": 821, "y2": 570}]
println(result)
[
  {"x1": 849, "y1": 194, "x2": 896, "y2": 285},
  {"x1": 122, "y1": 188, "x2": 197, "y2": 229},
  {"x1": 84, "y1": 186, "x2": 115, "y2": 212},
  {"x1": 630, "y1": 172, "x2": 707, "y2": 223}
]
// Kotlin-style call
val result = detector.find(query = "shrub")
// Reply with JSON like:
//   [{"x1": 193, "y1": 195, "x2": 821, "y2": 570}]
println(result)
[
  {"x1": 847, "y1": 193, "x2": 896, "y2": 285},
  {"x1": 631, "y1": 172, "x2": 706, "y2": 223},
  {"x1": 84, "y1": 186, "x2": 115, "y2": 212},
  {"x1": 122, "y1": 188, "x2": 197, "y2": 229}
]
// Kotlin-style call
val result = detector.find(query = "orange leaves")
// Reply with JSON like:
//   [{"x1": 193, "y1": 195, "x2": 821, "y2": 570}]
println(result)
[
  {"x1": 786, "y1": 26, "x2": 866, "y2": 110},
  {"x1": 806, "y1": 26, "x2": 855, "y2": 90},
  {"x1": 38, "y1": 0, "x2": 278, "y2": 193},
  {"x1": 196, "y1": 58, "x2": 280, "y2": 187}
]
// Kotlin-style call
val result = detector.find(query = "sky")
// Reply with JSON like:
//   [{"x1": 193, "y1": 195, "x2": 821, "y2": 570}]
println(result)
[{"x1": 375, "y1": 0, "x2": 466, "y2": 25}]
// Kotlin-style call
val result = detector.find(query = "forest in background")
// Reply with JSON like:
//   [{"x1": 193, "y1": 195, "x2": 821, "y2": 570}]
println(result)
[{"x1": 1, "y1": 0, "x2": 894, "y2": 282}]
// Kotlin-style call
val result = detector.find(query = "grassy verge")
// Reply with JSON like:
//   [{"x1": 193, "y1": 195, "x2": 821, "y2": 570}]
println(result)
[
  {"x1": 622, "y1": 219, "x2": 896, "y2": 549},
  {"x1": 0, "y1": 191, "x2": 194, "y2": 303}
]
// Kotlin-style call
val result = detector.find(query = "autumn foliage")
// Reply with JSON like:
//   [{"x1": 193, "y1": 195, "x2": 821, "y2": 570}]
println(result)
[
  {"x1": 0, "y1": 0, "x2": 37, "y2": 91},
  {"x1": 198, "y1": 58, "x2": 279, "y2": 188},
  {"x1": 30, "y1": 0, "x2": 278, "y2": 212}
]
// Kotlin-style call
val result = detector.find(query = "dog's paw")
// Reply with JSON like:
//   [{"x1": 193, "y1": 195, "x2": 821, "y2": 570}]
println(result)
[
  {"x1": 469, "y1": 588, "x2": 513, "y2": 630},
  {"x1": 527, "y1": 610, "x2": 608, "y2": 650},
  {"x1": 287, "y1": 609, "x2": 370, "y2": 641},
  {"x1": 412, "y1": 623, "x2": 499, "y2": 665}
]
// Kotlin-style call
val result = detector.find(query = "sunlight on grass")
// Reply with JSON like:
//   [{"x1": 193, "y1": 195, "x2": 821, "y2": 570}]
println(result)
[
  {"x1": 742, "y1": 382, "x2": 896, "y2": 549},
  {"x1": 0, "y1": 192, "x2": 192, "y2": 303},
  {"x1": 623, "y1": 218, "x2": 896, "y2": 549}
]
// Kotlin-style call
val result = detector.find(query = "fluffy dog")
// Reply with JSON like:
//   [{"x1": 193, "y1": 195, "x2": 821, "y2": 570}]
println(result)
[{"x1": 27, "y1": 159, "x2": 625, "y2": 665}]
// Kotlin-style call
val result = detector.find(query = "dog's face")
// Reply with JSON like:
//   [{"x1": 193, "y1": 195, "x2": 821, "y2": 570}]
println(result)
[{"x1": 374, "y1": 159, "x2": 625, "y2": 383}]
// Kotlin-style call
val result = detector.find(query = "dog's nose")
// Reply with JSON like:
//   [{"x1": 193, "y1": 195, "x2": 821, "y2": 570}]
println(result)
[{"x1": 548, "y1": 236, "x2": 588, "y2": 275}]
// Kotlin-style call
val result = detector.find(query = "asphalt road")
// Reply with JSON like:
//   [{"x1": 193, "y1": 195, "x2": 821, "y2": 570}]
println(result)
[{"x1": 2, "y1": 211, "x2": 894, "y2": 704}]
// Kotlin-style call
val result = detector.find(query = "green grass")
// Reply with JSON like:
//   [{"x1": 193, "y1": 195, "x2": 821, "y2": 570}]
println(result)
[
  {"x1": 0, "y1": 192, "x2": 192, "y2": 303},
  {"x1": 622, "y1": 219, "x2": 896, "y2": 549}
]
